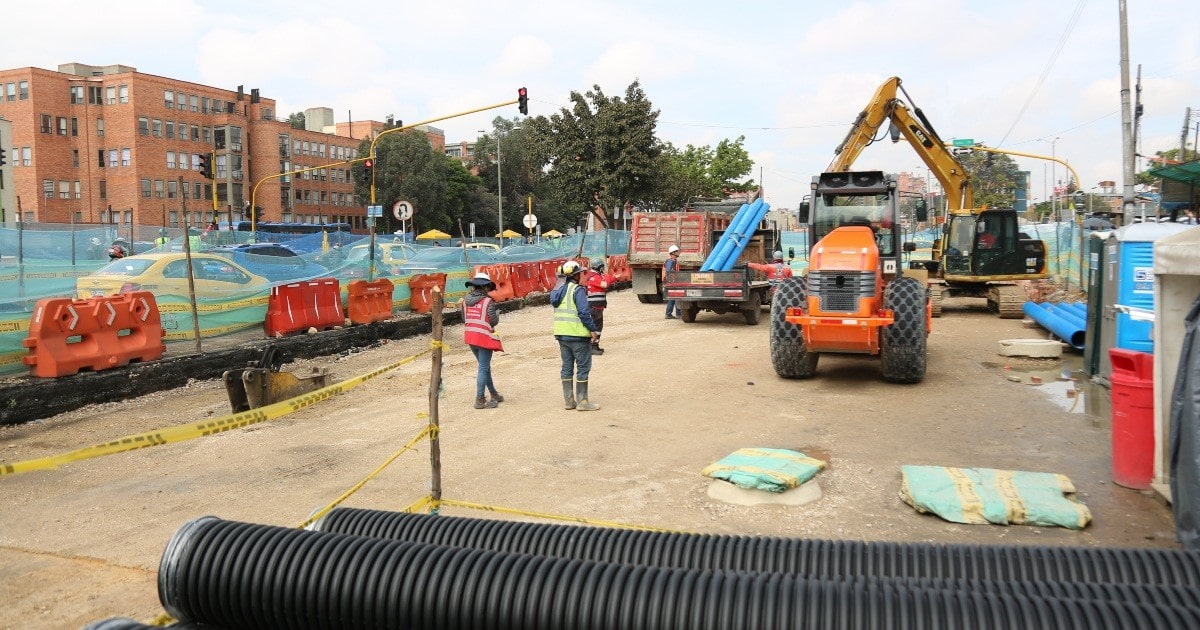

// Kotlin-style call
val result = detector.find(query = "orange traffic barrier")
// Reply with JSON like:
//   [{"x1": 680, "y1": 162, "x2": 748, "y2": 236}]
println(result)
[
  {"x1": 22, "y1": 291, "x2": 165, "y2": 378},
  {"x1": 509, "y1": 262, "x2": 542, "y2": 298},
  {"x1": 347, "y1": 278, "x2": 395, "y2": 325},
  {"x1": 264, "y1": 277, "x2": 344, "y2": 337},
  {"x1": 538, "y1": 259, "x2": 565, "y2": 292},
  {"x1": 609, "y1": 255, "x2": 631, "y2": 282},
  {"x1": 487, "y1": 265, "x2": 516, "y2": 302},
  {"x1": 408, "y1": 273, "x2": 447, "y2": 314}
]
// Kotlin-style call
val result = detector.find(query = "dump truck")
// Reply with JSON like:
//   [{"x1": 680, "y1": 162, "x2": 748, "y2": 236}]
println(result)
[
  {"x1": 771, "y1": 170, "x2": 931, "y2": 383},
  {"x1": 664, "y1": 265, "x2": 774, "y2": 325}
]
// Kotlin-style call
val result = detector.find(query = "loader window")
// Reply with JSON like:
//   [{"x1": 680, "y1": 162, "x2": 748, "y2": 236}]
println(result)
[{"x1": 813, "y1": 193, "x2": 894, "y2": 255}]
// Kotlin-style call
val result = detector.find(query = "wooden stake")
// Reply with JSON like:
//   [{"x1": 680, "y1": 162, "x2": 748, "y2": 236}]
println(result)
[{"x1": 428, "y1": 286, "x2": 444, "y2": 513}]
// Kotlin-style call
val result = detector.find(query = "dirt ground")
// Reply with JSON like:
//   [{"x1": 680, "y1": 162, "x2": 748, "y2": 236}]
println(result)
[{"x1": 0, "y1": 287, "x2": 1178, "y2": 628}]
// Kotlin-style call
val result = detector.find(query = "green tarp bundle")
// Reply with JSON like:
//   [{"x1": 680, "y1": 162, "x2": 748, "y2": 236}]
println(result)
[
  {"x1": 702, "y1": 447, "x2": 826, "y2": 493},
  {"x1": 900, "y1": 465, "x2": 1092, "y2": 529}
]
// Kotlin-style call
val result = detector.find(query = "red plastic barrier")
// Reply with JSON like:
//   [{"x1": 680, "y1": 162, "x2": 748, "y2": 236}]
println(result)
[
  {"x1": 539, "y1": 259, "x2": 566, "y2": 292},
  {"x1": 609, "y1": 255, "x2": 631, "y2": 282},
  {"x1": 264, "y1": 277, "x2": 344, "y2": 337},
  {"x1": 347, "y1": 278, "x2": 395, "y2": 325},
  {"x1": 487, "y1": 265, "x2": 516, "y2": 302},
  {"x1": 22, "y1": 291, "x2": 165, "y2": 378},
  {"x1": 510, "y1": 262, "x2": 542, "y2": 298},
  {"x1": 408, "y1": 273, "x2": 447, "y2": 314},
  {"x1": 1109, "y1": 348, "x2": 1155, "y2": 489}
]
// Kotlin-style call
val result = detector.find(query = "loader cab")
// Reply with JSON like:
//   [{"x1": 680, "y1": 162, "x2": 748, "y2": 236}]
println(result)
[
  {"x1": 805, "y1": 171, "x2": 904, "y2": 275},
  {"x1": 941, "y1": 208, "x2": 1040, "y2": 278}
]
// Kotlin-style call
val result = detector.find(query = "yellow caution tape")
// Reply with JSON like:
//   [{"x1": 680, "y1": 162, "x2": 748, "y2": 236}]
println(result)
[
  {"x1": 0, "y1": 349, "x2": 431, "y2": 477},
  {"x1": 0, "y1": 319, "x2": 30, "y2": 334}
]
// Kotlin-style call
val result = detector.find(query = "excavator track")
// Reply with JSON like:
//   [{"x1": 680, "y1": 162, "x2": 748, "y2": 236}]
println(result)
[
  {"x1": 929, "y1": 284, "x2": 944, "y2": 318},
  {"x1": 987, "y1": 284, "x2": 1026, "y2": 319}
]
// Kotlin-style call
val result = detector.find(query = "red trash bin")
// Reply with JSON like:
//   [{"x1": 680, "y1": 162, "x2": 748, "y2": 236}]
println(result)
[{"x1": 1109, "y1": 348, "x2": 1155, "y2": 489}]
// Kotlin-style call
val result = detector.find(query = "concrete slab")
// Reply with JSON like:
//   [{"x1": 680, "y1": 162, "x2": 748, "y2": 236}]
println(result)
[
  {"x1": 706, "y1": 479, "x2": 823, "y2": 506},
  {"x1": 998, "y1": 338, "x2": 1063, "y2": 358}
]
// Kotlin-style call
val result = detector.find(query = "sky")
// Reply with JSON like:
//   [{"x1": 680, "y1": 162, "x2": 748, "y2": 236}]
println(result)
[{"x1": 6, "y1": 0, "x2": 1197, "y2": 211}]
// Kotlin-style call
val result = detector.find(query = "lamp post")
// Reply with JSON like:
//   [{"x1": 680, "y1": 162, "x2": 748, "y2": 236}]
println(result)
[{"x1": 481, "y1": 125, "x2": 520, "y2": 245}]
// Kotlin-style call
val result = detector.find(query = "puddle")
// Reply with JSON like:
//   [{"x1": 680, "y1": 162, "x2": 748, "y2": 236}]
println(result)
[{"x1": 987, "y1": 355, "x2": 1110, "y2": 422}]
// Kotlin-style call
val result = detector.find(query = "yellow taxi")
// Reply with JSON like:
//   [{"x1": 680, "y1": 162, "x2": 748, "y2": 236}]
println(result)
[{"x1": 75, "y1": 253, "x2": 269, "y2": 299}]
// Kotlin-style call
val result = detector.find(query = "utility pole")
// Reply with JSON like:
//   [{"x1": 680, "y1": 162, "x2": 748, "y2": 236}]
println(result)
[
  {"x1": 1118, "y1": 0, "x2": 1136, "y2": 223},
  {"x1": 1182, "y1": 107, "x2": 1192, "y2": 159}
]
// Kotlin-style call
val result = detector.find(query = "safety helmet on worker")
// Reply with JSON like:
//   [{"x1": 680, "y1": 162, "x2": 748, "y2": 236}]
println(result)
[
  {"x1": 559, "y1": 260, "x2": 583, "y2": 277},
  {"x1": 772, "y1": 250, "x2": 784, "y2": 261},
  {"x1": 590, "y1": 258, "x2": 606, "y2": 272},
  {"x1": 668, "y1": 245, "x2": 680, "y2": 254}
]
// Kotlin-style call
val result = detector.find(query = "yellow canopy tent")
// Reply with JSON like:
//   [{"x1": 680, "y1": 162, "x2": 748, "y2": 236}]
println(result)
[
  {"x1": 417, "y1": 229, "x2": 452, "y2": 240},
  {"x1": 542, "y1": 229, "x2": 564, "y2": 238},
  {"x1": 496, "y1": 229, "x2": 523, "y2": 238}
]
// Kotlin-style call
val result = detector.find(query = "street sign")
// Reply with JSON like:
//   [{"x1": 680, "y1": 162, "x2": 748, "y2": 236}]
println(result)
[
  {"x1": 393, "y1": 200, "x2": 413, "y2": 221},
  {"x1": 522, "y1": 214, "x2": 538, "y2": 229},
  {"x1": 367, "y1": 205, "x2": 383, "y2": 218},
  {"x1": 952, "y1": 147, "x2": 974, "y2": 155},
  {"x1": 952, "y1": 138, "x2": 975, "y2": 147}
]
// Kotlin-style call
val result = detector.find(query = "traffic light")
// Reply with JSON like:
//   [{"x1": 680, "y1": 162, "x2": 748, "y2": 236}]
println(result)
[
  {"x1": 361, "y1": 158, "x2": 374, "y2": 184},
  {"x1": 0, "y1": 147, "x2": 6, "y2": 167},
  {"x1": 518, "y1": 87, "x2": 528, "y2": 115},
  {"x1": 914, "y1": 198, "x2": 928, "y2": 222},
  {"x1": 198, "y1": 153, "x2": 213, "y2": 179}
]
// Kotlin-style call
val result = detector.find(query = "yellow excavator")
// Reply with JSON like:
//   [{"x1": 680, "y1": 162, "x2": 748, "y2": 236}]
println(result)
[{"x1": 828, "y1": 76, "x2": 1048, "y2": 318}]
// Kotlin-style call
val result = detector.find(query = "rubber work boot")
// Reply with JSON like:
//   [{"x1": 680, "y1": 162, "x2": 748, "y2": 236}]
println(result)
[
  {"x1": 562, "y1": 379, "x2": 577, "y2": 410},
  {"x1": 475, "y1": 396, "x2": 498, "y2": 409},
  {"x1": 575, "y1": 381, "x2": 600, "y2": 411},
  {"x1": 591, "y1": 342, "x2": 605, "y2": 355},
  {"x1": 491, "y1": 392, "x2": 505, "y2": 404}
]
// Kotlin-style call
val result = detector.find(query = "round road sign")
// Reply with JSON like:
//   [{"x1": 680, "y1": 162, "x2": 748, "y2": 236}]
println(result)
[
  {"x1": 522, "y1": 214, "x2": 538, "y2": 229},
  {"x1": 393, "y1": 200, "x2": 413, "y2": 221}
]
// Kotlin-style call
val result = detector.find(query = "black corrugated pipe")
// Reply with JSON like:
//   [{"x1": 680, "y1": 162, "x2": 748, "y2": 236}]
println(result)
[
  {"x1": 313, "y1": 508, "x2": 1200, "y2": 586},
  {"x1": 161, "y1": 516, "x2": 1200, "y2": 630}
]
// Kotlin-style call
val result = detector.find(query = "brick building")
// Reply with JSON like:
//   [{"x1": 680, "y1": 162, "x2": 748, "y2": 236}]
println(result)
[{"x1": 0, "y1": 62, "x2": 394, "y2": 231}]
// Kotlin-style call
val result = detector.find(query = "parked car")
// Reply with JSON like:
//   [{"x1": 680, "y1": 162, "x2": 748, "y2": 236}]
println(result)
[
  {"x1": 210, "y1": 243, "x2": 321, "y2": 281},
  {"x1": 338, "y1": 242, "x2": 424, "y2": 278},
  {"x1": 494, "y1": 244, "x2": 553, "y2": 262},
  {"x1": 76, "y1": 253, "x2": 269, "y2": 299},
  {"x1": 463, "y1": 242, "x2": 500, "y2": 251},
  {"x1": 396, "y1": 248, "x2": 498, "y2": 274}
]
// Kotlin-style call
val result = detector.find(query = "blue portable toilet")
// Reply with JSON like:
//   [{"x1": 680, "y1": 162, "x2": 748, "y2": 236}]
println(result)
[{"x1": 1096, "y1": 222, "x2": 1192, "y2": 384}]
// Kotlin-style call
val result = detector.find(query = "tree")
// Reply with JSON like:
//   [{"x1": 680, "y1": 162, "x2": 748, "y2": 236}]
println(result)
[
  {"x1": 955, "y1": 148, "x2": 1025, "y2": 209},
  {"x1": 286, "y1": 112, "x2": 305, "y2": 130},
  {"x1": 653, "y1": 137, "x2": 757, "y2": 210},
  {"x1": 527, "y1": 81, "x2": 661, "y2": 229}
]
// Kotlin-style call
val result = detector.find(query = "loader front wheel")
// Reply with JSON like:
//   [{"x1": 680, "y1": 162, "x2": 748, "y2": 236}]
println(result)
[
  {"x1": 881, "y1": 276, "x2": 928, "y2": 384},
  {"x1": 770, "y1": 277, "x2": 818, "y2": 378}
]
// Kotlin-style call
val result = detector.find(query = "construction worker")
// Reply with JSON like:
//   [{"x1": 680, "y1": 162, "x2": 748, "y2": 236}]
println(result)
[
  {"x1": 585, "y1": 258, "x2": 615, "y2": 355},
  {"x1": 154, "y1": 229, "x2": 171, "y2": 249},
  {"x1": 107, "y1": 238, "x2": 128, "y2": 260},
  {"x1": 462, "y1": 272, "x2": 505, "y2": 409},
  {"x1": 748, "y1": 250, "x2": 794, "y2": 298},
  {"x1": 663, "y1": 245, "x2": 682, "y2": 319},
  {"x1": 550, "y1": 260, "x2": 600, "y2": 411}
]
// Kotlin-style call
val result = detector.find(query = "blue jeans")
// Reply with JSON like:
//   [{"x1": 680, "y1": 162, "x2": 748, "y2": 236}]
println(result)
[
  {"x1": 470, "y1": 346, "x2": 497, "y2": 398},
  {"x1": 558, "y1": 336, "x2": 593, "y2": 382},
  {"x1": 665, "y1": 299, "x2": 681, "y2": 317}
]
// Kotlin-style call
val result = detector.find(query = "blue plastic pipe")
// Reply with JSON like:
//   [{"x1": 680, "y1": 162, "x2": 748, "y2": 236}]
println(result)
[
  {"x1": 1062, "y1": 302, "x2": 1088, "y2": 319},
  {"x1": 1022, "y1": 302, "x2": 1086, "y2": 350},
  {"x1": 699, "y1": 203, "x2": 750, "y2": 271},
  {"x1": 1041, "y1": 303, "x2": 1086, "y2": 330},
  {"x1": 713, "y1": 200, "x2": 771, "y2": 271}
]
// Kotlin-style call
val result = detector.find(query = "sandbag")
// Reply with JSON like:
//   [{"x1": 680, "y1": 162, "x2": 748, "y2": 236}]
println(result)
[{"x1": 900, "y1": 465, "x2": 1092, "y2": 529}]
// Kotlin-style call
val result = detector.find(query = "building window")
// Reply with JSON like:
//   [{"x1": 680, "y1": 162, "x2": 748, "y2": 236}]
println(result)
[
  {"x1": 108, "y1": 149, "x2": 118, "y2": 167},
  {"x1": 190, "y1": 94, "x2": 198, "y2": 112},
  {"x1": 19, "y1": 80, "x2": 29, "y2": 100},
  {"x1": 106, "y1": 86, "x2": 115, "y2": 104},
  {"x1": 88, "y1": 85, "x2": 102, "y2": 105},
  {"x1": 188, "y1": 153, "x2": 199, "y2": 172},
  {"x1": 43, "y1": 180, "x2": 54, "y2": 198},
  {"x1": 70, "y1": 85, "x2": 84, "y2": 104},
  {"x1": 152, "y1": 119, "x2": 162, "y2": 137},
  {"x1": 99, "y1": 180, "x2": 107, "y2": 200},
  {"x1": 5, "y1": 82, "x2": 15, "y2": 101},
  {"x1": 154, "y1": 180, "x2": 164, "y2": 198},
  {"x1": 57, "y1": 117, "x2": 68, "y2": 135},
  {"x1": 166, "y1": 151, "x2": 176, "y2": 169},
  {"x1": 201, "y1": 97, "x2": 209, "y2": 114},
  {"x1": 96, "y1": 118, "x2": 105, "y2": 137},
  {"x1": 141, "y1": 179, "x2": 151, "y2": 198},
  {"x1": 98, "y1": 149, "x2": 105, "y2": 168},
  {"x1": 70, "y1": 118, "x2": 78, "y2": 136},
  {"x1": 40, "y1": 114, "x2": 52, "y2": 133},
  {"x1": 168, "y1": 180, "x2": 178, "y2": 199},
  {"x1": 59, "y1": 180, "x2": 70, "y2": 199},
  {"x1": 21, "y1": 147, "x2": 31, "y2": 166},
  {"x1": 121, "y1": 148, "x2": 130, "y2": 167},
  {"x1": 191, "y1": 125, "x2": 199, "y2": 142},
  {"x1": 193, "y1": 182, "x2": 202, "y2": 199},
  {"x1": 74, "y1": 180, "x2": 82, "y2": 199},
  {"x1": 166, "y1": 121, "x2": 175, "y2": 139},
  {"x1": 118, "y1": 85, "x2": 128, "y2": 103},
  {"x1": 164, "y1": 90, "x2": 174, "y2": 108},
  {"x1": 169, "y1": 211, "x2": 179, "y2": 227},
  {"x1": 138, "y1": 117, "x2": 149, "y2": 136},
  {"x1": 202, "y1": 127, "x2": 211, "y2": 143},
  {"x1": 72, "y1": 149, "x2": 79, "y2": 167}
]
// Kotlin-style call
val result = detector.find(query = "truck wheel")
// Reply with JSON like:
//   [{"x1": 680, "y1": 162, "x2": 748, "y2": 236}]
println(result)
[
  {"x1": 770, "y1": 277, "x2": 817, "y2": 378},
  {"x1": 743, "y1": 292, "x2": 761, "y2": 325},
  {"x1": 636, "y1": 294, "x2": 652, "y2": 304},
  {"x1": 881, "y1": 276, "x2": 927, "y2": 384},
  {"x1": 681, "y1": 304, "x2": 699, "y2": 323}
]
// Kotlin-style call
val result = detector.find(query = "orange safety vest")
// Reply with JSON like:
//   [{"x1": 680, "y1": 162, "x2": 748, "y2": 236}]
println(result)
[{"x1": 463, "y1": 297, "x2": 503, "y2": 351}]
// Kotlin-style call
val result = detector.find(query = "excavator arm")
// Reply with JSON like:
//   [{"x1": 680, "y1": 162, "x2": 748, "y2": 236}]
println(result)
[{"x1": 827, "y1": 77, "x2": 974, "y2": 212}]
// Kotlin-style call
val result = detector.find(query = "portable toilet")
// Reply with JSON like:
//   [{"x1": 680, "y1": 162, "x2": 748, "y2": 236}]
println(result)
[
  {"x1": 1083, "y1": 231, "x2": 1110, "y2": 377},
  {"x1": 1097, "y1": 222, "x2": 1192, "y2": 385}
]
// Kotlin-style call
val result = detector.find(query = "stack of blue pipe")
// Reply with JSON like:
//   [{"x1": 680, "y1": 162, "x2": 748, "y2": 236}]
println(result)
[
  {"x1": 1022, "y1": 301, "x2": 1088, "y2": 350},
  {"x1": 700, "y1": 199, "x2": 771, "y2": 271}
]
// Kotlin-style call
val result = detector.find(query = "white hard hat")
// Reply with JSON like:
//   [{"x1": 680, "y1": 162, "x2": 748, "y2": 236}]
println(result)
[
  {"x1": 465, "y1": 271, "x2": 495, "y2": 288},
  {"x1": 559, "y1": 260, "x2": 582, "y2": 277},
  {"x1": 668, "y1": 245, "x2": 680, "y2": 254}
]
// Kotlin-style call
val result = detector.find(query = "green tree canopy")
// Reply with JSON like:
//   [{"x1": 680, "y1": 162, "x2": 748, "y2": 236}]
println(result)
[{"x1": 957, "y1": 148, "x2": 1025, "y2": 209}]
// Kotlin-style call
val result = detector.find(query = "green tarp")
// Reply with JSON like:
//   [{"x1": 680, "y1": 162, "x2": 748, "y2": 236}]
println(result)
[{"x1": 900, "y1": 465, "x2": 1092, "y2": 529}]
